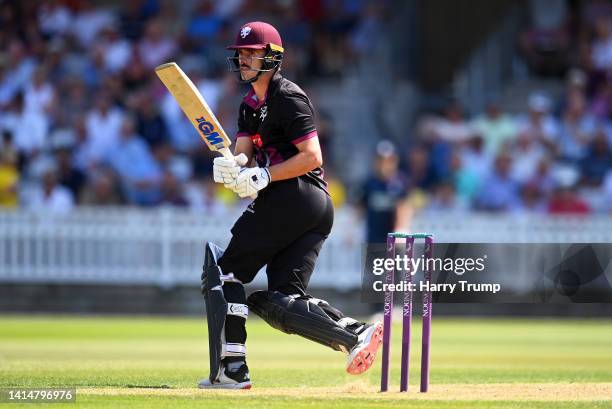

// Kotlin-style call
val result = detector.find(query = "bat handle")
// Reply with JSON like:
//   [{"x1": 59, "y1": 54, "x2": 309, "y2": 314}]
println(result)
[
  {"x1": 218, "y1": 147, "x2": 234, "y2": 162},
  {"x1": 217, "y1": 147, "x2": 258, "y2": 200}
]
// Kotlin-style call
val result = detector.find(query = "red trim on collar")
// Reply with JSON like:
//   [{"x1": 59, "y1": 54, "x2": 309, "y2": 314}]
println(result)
[
  {"x1": 242, "y1": 89, "x2": 267, "y2": 110},
  {"x1": 241, "y1": 73, "x2": 282, "y2": 110}
]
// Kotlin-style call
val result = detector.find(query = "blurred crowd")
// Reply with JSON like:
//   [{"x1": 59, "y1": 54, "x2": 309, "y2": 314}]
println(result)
[
  {"x1": 0, "y1": 0, "x2": 386, "y2": 213},
  {"x1": 2, "y1": 0, "x2": 612, "y2": 218},
  {"x1": 374, "y1": 82, "x2": 612, "y2": 220},
  {"x1": 361, "y1": 76, "x2": 612, "y2": 240},
  {"x1": 392, "y1": 0, "x2": 612, "y2": 214}
]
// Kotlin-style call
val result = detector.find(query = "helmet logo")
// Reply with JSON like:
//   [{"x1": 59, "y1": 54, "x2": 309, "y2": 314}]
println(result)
[{"x1": 240, "y1": 26, "x2": 252, "y2": 38}]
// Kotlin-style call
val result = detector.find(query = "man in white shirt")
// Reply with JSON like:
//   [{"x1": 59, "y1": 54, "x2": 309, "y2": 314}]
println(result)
[
  {"x1": 84, "y1": 94, "x2": 124, "y2": 164},
  {"x1": 23, "y1": 157, "x2": 74, "y2": 214}
]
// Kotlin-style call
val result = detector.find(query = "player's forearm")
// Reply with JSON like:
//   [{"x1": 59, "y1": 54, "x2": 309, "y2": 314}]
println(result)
[
  {"x1": 268, "y1": 151, "x2": 322, "y2": 182},
  {"x1": 233, "y1": 138, "x2": 255, "y2": 164}
]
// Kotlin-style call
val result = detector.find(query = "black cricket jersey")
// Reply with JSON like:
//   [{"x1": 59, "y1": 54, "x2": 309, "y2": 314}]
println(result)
[{"x1": 236, "y1": 72, "x2": 327, "y2": 192}]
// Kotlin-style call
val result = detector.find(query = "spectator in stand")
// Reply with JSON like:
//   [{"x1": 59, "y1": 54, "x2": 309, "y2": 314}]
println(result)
[
  {"x1": 79, "y1": 168, "x2": 123, "y2": 205},
  {"x1": 44, "y1": 39, "x2": 70, "y2": 86},
  {"x1": 57, "y1": 78, "x2": 89, "y2": 129},
  {"x1": 159, "y1": 171, "x2": 188, "y2": 207},
  {"x1": 404, "y1": 144, "x2": 436, "y2": 191},
  {"x1": 349, "y1": 3, "x2": 384, "y2": 60},
  {"x1": 51, "y1": 130, "x2": 86, "y2": 202},
  {"x1": 516, "y1": 92, "x2": 559, "y2": 155},
  {"x1": 106, "y1": 115, "x2": 163, "y2": 206},
  {"x1": 590, "y1": 74, "x2": 612, "y2": 119},
  {"x1": 212, "y1": 0, "x2": 244, "y2": 21},
  {"x1": 526, "y1": 158, "x2": 557, "y2": 197},
  {"x1": 0, "y1": 130, "x2": 18, "y2": 166},
  {"x1": 0, "y1": 131, "x2": 19, "y2": 208},
  {"x1": 1, "y1": 92, "x2": 49, "y2": 161},
  {"x1": 0, "y1": 39, "x2": 36, "y2": 107},
  {"x1": 429, "y1": 100, "x2": 475, "y2": 145},
  {"x1": 579, "y1": 130, "x2": 612, "y2": 187},
  {"x1": 119, "y1": 47, "x2": 147, "y2": 89},
  {"x1": 83, "y1": 93, "x2": 124, "y2": 166},
  {"x1": 471, "y1": 100, "x2": 517, "y2": 156},
  {"x1": 423, "y1": 101, "x2": 475, "y2": 183},
  {"x1": 557, "y1": 68, "x2": 588, "y2": 114},
  {"x1": 0, "y1": 59, "x2": 11, "y2": 109},
  {"x1": 118, "y1": 0, "x2": 149, "y2": 41},
  {"x1": 70, "y1": 0, "x2": 115, "y2": 48},
  {"x1": 449, "y1": 150, "x2": 480, "y2": 206},
  {"x1": 459, "y1": 135, "x2": 492, "y2": 183},
  {"x1": 38, "y1": 0, "x2": 73, "y2": 37},
  {"x1": 510, "y1": 131, "x2": 547, "y2": 184},
  {"x1": 586, "y1": 16, "x2": 612, "y2": 88},
  {"x1": 134, "y1": 91, "x2": 168, "y2": 149},
  {"x1": 185, "y1": 0, "x2": 224, "y2": 54},
  {"x1": 137, "y1": 18, "x2": 177, "y2": 70},
  {"x1": 361, "y1": 140, "x2": 409, "y2": 244},
  {"x1": 475, "y1": 153, "x2": 521, "y2": 212},
  {"x1": 557, "y1": 87, "x2": 597, "y2": 162},
  {"x1": 548, "y1": 185, "x2": 590, "y2": 214},
  {"x1": 518, "y1": 182, "x2": 547, "y2": 213},
  {"x1": 23, "y1": 157, "x2": 74, "y2": 214},
  {"x1": 24, "y1": 66, "x2": 56, "y2": 115},
  {"x1": 425, "y1": 181, "x2": 466, "y2": 213},
  {"x1": 93, "y1": 23, "x2": 133, "y2": 74},
  {"x1": 603, "y1": 170, "x2": 612, "y2": 213},
  {"x1": 101, "y1": 75, "x2": 127, "y2": 108},
  {"x1": 71, "y1": 117, "x2": 92, "y2": 173}
]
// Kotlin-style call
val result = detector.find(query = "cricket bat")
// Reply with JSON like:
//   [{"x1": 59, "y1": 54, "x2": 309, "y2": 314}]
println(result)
[{"x1": 155, "y1": 62, "x2": 233, "y2": 161}]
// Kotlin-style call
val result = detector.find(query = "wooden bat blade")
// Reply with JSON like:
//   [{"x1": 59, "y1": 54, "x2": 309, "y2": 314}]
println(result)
[{"x1": 155, "y1": 62, "x2": 231, "y2": 155}]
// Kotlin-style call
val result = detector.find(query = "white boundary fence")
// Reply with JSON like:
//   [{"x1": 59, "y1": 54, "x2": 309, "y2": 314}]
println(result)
[{"x1": 1, "y1": 207, "x2": 612, "y2": 288}]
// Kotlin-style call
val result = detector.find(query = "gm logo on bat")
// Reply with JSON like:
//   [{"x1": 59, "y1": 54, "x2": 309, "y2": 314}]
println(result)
[{"x1": 196, "y1": 117, "x2": 224, "y2": 147}]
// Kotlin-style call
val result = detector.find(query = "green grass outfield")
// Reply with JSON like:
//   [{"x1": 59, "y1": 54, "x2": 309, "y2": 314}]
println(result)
[{"x1": 0, "y1": 315, "x2": 611, "y2": 408}]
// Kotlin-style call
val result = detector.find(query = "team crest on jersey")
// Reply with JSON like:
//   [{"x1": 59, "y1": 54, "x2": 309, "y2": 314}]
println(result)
[{"x1": 240, "y1": 26, "x2": 252, "y2": 38}]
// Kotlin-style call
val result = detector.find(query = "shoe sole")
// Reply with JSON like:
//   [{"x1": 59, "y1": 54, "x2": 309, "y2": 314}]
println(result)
[
  {"x1": 198, "y1": 381, "x2": 252, "y2": 390},
  {"x1": 346, "y1": 323, "x2": 383, "y2": 375}
]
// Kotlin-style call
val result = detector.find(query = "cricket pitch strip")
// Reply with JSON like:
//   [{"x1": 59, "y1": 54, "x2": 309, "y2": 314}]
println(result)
[{"x1": 79, "y1": 382, "x2": 612, "y2": 401}]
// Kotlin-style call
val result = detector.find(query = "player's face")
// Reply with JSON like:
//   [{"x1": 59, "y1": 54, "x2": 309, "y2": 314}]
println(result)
[{"x1": 238, "y1": 48, "x2": 266, "y2": 81}]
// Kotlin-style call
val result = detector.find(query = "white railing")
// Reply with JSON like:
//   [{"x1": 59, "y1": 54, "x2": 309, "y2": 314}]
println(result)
[
  {"x1": 0, "y1": 206, "x2": 364, "y2": 288},
  {"x1": 1, "y1": 207, "x2": 612, "y2": 288}
]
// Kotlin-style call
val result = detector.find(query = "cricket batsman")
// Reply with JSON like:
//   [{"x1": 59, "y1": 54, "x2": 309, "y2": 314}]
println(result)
[{"x1": 199, "y1": 22, "x2": 383, "y2": 389}]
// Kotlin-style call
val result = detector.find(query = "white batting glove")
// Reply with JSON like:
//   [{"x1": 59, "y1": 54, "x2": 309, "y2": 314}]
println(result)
[
  {"x1": 213, "y1": 153, "x2": 248, "y2": 189},
  {"x1": 235, "y1": 167, "x2": 271, "y2": 198}
]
